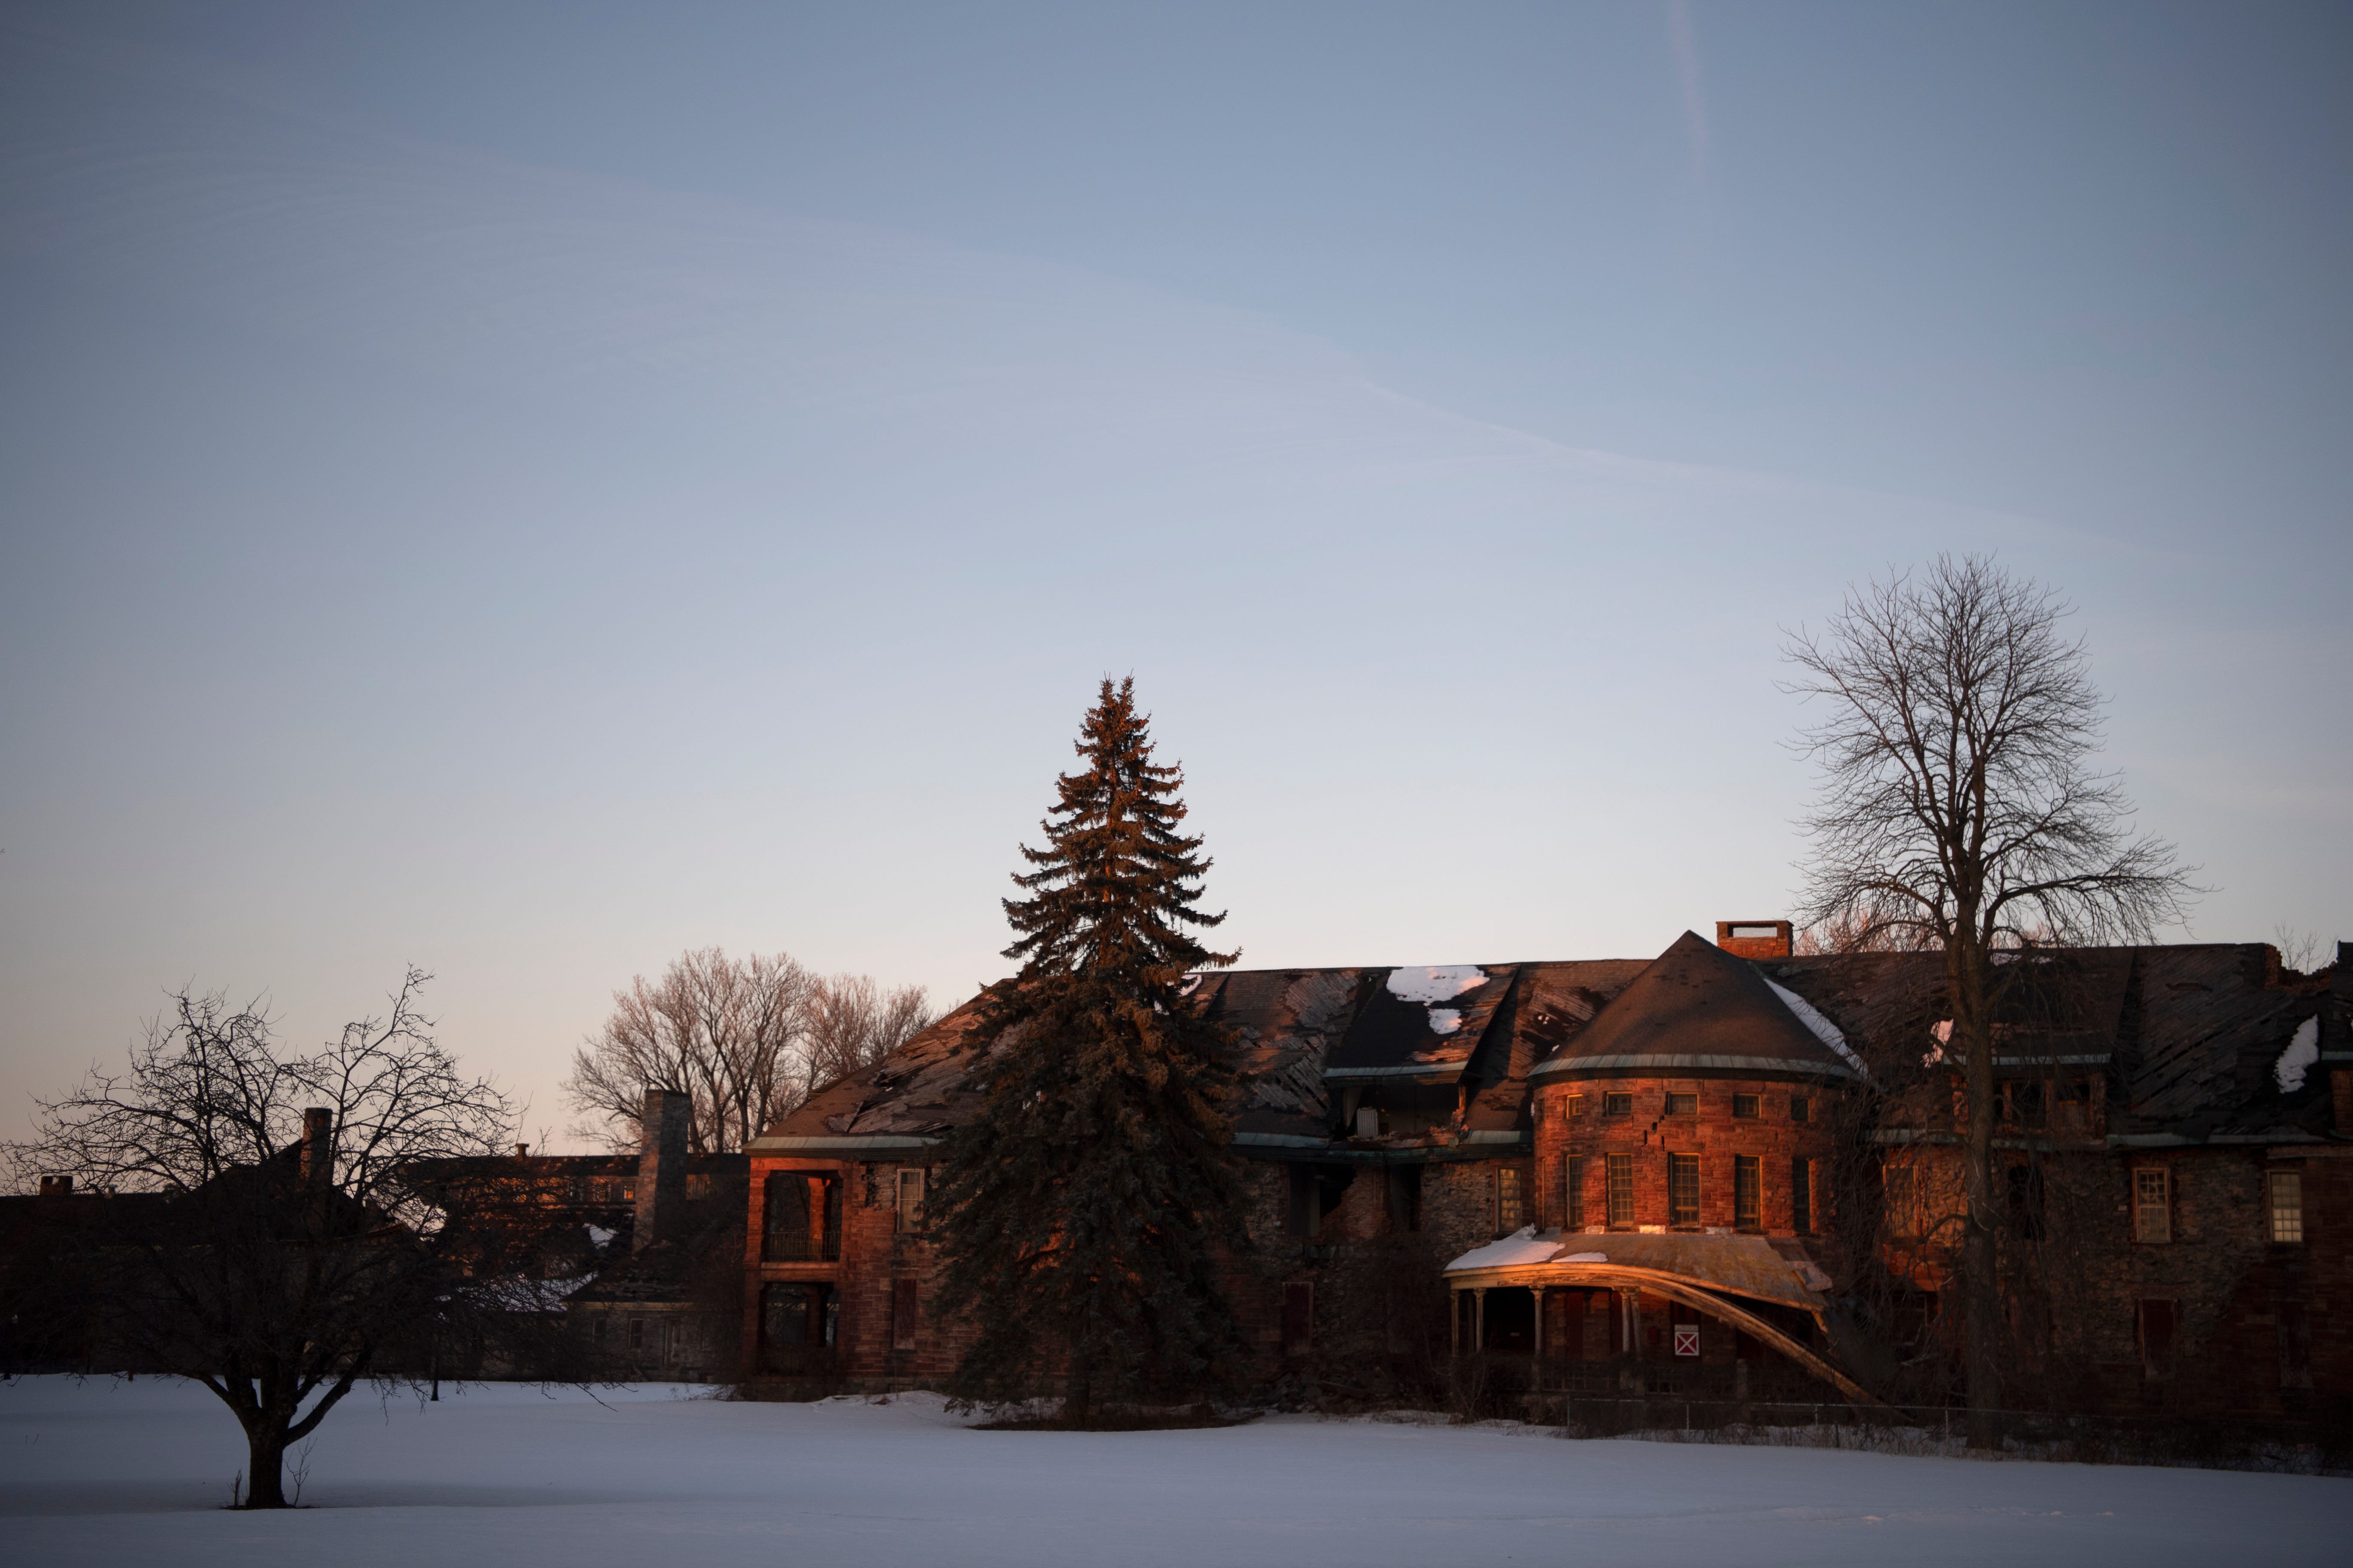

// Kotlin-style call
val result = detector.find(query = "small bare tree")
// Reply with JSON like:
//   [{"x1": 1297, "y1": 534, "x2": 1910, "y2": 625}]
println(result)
[
  {"x1": 1783, "y1": 555, "x2": 2197, "y2": 1446},
  {"x1": 802, "y1": 973, "x2": 937, "y2": 1092},
  {"x1": 3, "y1": 970, "x2": 523, "y2": 1507}
]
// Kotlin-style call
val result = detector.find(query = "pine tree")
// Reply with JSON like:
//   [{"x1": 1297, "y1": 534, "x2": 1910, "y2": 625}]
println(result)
[{"x1": 928, "y1": 677, "x2": 1246, "y2": 1425}]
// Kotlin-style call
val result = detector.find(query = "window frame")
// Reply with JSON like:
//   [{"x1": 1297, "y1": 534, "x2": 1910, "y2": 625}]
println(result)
[
  {"x1": 1496, "y1": 1165, "x2": 1525, "y2": 1234},
  {"x1": 1667, "y1": 1153, "x2": 1701, "y2": 1227},
  {"x1": 1565, "y1": 1156, "x2": 1586, "y2": 1232},
  {"x1": 2132, "y1": 1167, "x2": 2172, "y2": 1244},
  {"x1": 1791, "y1": 1156, "x2": 1813, "y2": 1235},
  {"x1": 2268, "y1": 1169, "x2": 2304, "y2": 1244},
  {"x1": 1605, "y1": 1153, "x2": 1635, "y2": 1227},
  {"x1": 895, "y1": 1166, "x2": 926, "y2": 1234},
  {"x1": 1731, "y1": 1093, "x2": 1759, "y2": 1120},
  {"x1": 1790, "y1": 1095, "x2": 1810, "y2": 1124},
  {"x1": 1733, "y1": 1154, "x2": 1761, "y2": 1232},
  {"x1": 1602, "y1": 1092, "x2": 1633, "y2": 1118},
  {"x1": 1664, "y1": 1092, "x2": 1698, "y2": 1117}
]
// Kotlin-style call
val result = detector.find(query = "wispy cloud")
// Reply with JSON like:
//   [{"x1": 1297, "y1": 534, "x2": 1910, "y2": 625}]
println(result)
[{"x1": 1666, "y1": 0, "x2": 1709, "y2": 179}]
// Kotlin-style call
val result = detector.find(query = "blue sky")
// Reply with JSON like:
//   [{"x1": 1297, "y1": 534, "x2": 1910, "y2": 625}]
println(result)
[{"x1": 3, "y1": 3, "x2": 2346, "y2": 1148}]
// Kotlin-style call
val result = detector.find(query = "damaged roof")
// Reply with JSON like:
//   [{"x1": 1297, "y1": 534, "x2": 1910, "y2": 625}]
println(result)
[{"x1": 752, "y1": 936, "x2": 2340, "y2": 1157}]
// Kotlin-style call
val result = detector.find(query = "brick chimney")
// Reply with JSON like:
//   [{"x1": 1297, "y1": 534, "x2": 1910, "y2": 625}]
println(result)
[
  {"x1": 38, "y1": 1175, "x2": 72, "y2": 1198},
  {"x1": 301, "y1": 1107, "x2": 334, "y2": 1187},
  {"x1": 1716, "y1": 920, "x2": 1793, "y2": 960},
  {"x1": 634, "y1": 1089, "x2": 691, "y2": 1251}
]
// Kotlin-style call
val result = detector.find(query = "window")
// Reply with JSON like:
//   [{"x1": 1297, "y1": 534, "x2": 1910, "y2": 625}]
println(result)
[
  {"x1": 892, "y1": 1278, "x2": 920, "y2": 1350},
  {"x1": 1790, "y1": 1095, "x2": 1810, "y2": 1124},
  {"x1": 1732, "y1": 1093, "x2": 1759, "y2": 1120},
  {"x1": 2269, "y1": 1171, "x2": 2304, "y2": 1244},
  {"x1": 1605, "y1": 1154, "x2": 1635, "y2": 1226},
  {"x1": 1668, "y1": 1154, "x2": 1700, "y2": 1226},
  {"x1": 1565, "y1": 1093, "x2": 1586, "y2": 1120},
  {"x1": 1734, "y1": 1155, "x2": 1761, "y2": 1231},
  {"x1": 685, "y1": 1174, "x2": 714, "y2": 1200},
  {"x1": 1282, "y1": 1282, "x2": 1314, "y2": 1357},
  {"x1": 591, "y1": 1316, "x2": 608, "y2": 1348},
  {"x1": 1565, "y1": 1157, "x2": 1586, "y2": 1231},
  {"x1": 2003, "y1": 1081, "x2": 2046, "y2": 1129},
  {"x1": 895, "y1": 1167, "x2": 926, "y2": 1233},
  {"x1": 628, "y1": 1318, "x2": 646, "y2": 1350},
  {"x1": 1497, "y1": 1166, "x2": 1525, "y2": 1233},
  {"x1": 2132, "y1": 1168, "x2": 2171, "y2": 1244},
  {"x1": 1386, "y1": 1165, "x2": 1422, "y2": 1233},
  {"x1": 1791, "y1": 1157, "x2": 1813, "y2": 1235},
  {"x1": 2006, "y1": 1162, "x2": 2044, "y2": 1241},
  {"x1": 764, "y1": 1172, "x2": 843, "y2": 1262},
  {"x1": 1885, "y1": 1166, "x2": 1916, "y2": 1239},
  {"x1": 1602, "y1": 1093, "x2": 1632, "y2": 1118},
  {"x1": 2138, "y1": 1298, "x2": 2177, "y2": 1380},
  {"x1": 1665, "y1": 1092, "x2": 1698, "y2": 1117}
]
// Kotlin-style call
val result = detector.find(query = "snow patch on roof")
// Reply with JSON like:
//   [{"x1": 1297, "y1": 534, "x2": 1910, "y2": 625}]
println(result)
[
  {"x1": 1559, "y1": 1251, "x2": 1609, "y2": 1263},
  {"x1": 2275, "y1": 1016, "x2": 2320, "y2": 1094},
  {"x1": 1766, "y1": 978, "x2": 1868, "y2": 1076},
  {"x1": 1426, "y1": 1008, "x2": 1462, "y2": 1036},
  {"x1": 1387, "y1": 965, "x2": 1486, "y2": 1004},
  {"x1": 1445, "y1": 1226, "x2": 1562, "y2": 1272},
  {"x1": 586, "y1": 1223, "x2": 616, "y2": 1250}
]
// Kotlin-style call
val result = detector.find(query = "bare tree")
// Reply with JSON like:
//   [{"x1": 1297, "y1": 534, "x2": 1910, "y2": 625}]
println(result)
[
  {"x1": 2, "y1": 970, "x2": 523, "y2": 1507},
  {"x1": 803, "y1": 973, "x2": 937, "y2": 1092},
  {"x1": 1783, "y1": 555, "x2": 2198, "y2": 1446},
  {"x1": 563, "y1": 948, "x2": 810, "y2": 1154}
]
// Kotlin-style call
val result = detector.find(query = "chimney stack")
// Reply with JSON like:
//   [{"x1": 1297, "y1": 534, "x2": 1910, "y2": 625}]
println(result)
[
  {"x1": 634, "y1": 1090, "x2": 691, "y2": 1251},
  {"x1": 38, "y1": 1175, "x2": 72, "y2": 1198},
  {"x1": 515, "y1": 1144, "x2": 531, "y2": 1158},
  {"x1": 1716, "y1": 920, "x2": 1794, "y2": 960},
  {"x1": 301, "y1": 1108, "x2": 334, "y2": 1187}
]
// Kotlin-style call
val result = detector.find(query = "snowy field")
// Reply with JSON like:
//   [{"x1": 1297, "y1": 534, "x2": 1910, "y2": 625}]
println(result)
[{"x1": 2, "y1": 1377, "x2": 2345, "y2": 1568}]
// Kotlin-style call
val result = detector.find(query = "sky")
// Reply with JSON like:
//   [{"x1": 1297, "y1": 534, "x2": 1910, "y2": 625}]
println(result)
[{"x1": 3, "y1": 2, "x2": 2347, "y2": 1152}]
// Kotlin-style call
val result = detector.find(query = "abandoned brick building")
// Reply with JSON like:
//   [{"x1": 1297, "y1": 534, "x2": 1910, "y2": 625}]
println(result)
[
  {"x1": 405, "y1": 1091, "x2": 748, "y2": 1383},
  {"x1": 741, "y1": 923, "x2": 2352, "y2": 1423}
]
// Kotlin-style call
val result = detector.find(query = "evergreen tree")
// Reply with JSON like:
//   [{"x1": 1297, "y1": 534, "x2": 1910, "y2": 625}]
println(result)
[{"x1": 929, "y1": 677, "x2": 1246, "y2": 1424}]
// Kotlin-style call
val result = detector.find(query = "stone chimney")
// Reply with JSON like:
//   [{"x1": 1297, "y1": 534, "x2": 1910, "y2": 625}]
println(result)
[
  {"x1": 634, "y1": 1089, "x2": 691, "y2": 1251},
  {"x1": 38, "y1": 1175, "x2": 72, "y2": 1198},
  {"x1": 1716, "y1": 920, "x2": 1794, "y2": 960},
  {"x1": 301, "y1": 1107, "x2": 334, "y2": 1187}
]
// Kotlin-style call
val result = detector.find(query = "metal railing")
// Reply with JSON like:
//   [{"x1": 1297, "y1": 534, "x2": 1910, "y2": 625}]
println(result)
[{"x1": 761, "y1": 1232, "x2": 841, "y2": 1263}]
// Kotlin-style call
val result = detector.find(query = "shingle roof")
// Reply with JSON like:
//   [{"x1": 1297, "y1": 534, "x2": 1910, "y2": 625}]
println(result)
[{"x1": 1532, "y1": 931, "x2": 1863, "y2": 1081}]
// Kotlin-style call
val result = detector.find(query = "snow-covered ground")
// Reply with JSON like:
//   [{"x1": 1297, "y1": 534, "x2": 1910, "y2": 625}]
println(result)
[{"x1": 1, "y1": 1377, "x2": 2343, "y2": 1567}]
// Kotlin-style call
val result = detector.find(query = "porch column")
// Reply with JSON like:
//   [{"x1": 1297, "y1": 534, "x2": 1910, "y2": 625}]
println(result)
[
  {"x1": 1531, "y1": 1285, "x2": 1545, "y2": 1376},
  {"x1": 1449, "y1": 1284, "x2": 1461, "y2": 1356},
  {"x1": 1472, "y1": 1288, "x2": 1488, "y2": 1353},
  {"x1": 1620, "y1": 1288, "x2": 1641, "y2": 1357}
]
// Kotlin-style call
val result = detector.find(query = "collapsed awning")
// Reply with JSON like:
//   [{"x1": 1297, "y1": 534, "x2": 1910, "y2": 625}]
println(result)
[{"x1": 1444, "y1": 1229, "x2": 1876, "y2": 1405}]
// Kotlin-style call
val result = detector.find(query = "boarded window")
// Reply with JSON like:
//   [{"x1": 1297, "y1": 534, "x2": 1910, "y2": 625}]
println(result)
[
  {"x1": 1605, "y1": 1153, "x2": 1635, "y2": 1226},
  {"x1": 2132, "y1": 1168, "x2": 2171, "y2": 1244},
  {"x1": 1497, "y1": 1166, "x2": 1525, "y2": 1233},
  {"x1": 1282, "y1": 1283, "x2": 1314, "y2": 1357},
  {"x1": 1665, "y1": 1092, "x2": 1698, "y2": 1117},
  {"x1": 2138, "y1": 1298, "x2": 2177, "y2": 1380},
  {"x1": 1565, "y1": 1157, "x2": 1586, "y2": 1231},
  {"x1": 1668, "y1": 1154, "x2": 1700, "y2": 1226},
  {"x1": 1734, "y1": 1155, "x2": 1761, "y2": 1232},
  {"x1": 1602, "y1": 1093, "x2": 1633, "y2": 1118},
  {"x1": 1790, "y1": 1095, "x2": 1810, "y2": 1124},
  {"x1": 1732, "y1": 1093, "x2": 1759, "y2": 1119},
  {"x1": 892, "y1": 1278, "x2": 919, "y2": 1350},
  {"x1": 1791, "y1": 1157, "x2": 1813, "y2": 1235},
  {"x1": 2269, "y1": 1171, "x2": 2304, "y2": 1244},
  {"x1": 896, "y1": 1167, "x2": 926, "y2": 1233},
  {"x1": 1885, "y1": 1166, "x2": 1916, "y2": 1239},
  {"x1": 685, "y1": 1174, "x2": 714, "y2": 1200}
]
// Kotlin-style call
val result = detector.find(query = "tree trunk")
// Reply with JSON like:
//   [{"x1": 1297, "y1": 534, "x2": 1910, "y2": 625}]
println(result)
[
  {"x1": 243, "y1": 1421, "x2": 291, "y2": 1508},
  {"x1": 1956, "y1": 953, "x2": 2003, "y2": 1450}
]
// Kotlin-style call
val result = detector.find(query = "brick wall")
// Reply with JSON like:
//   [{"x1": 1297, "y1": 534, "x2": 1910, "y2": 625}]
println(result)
[{"x1": 1533, "y1": 1075, "x2": 1843, "y2": 1239}]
